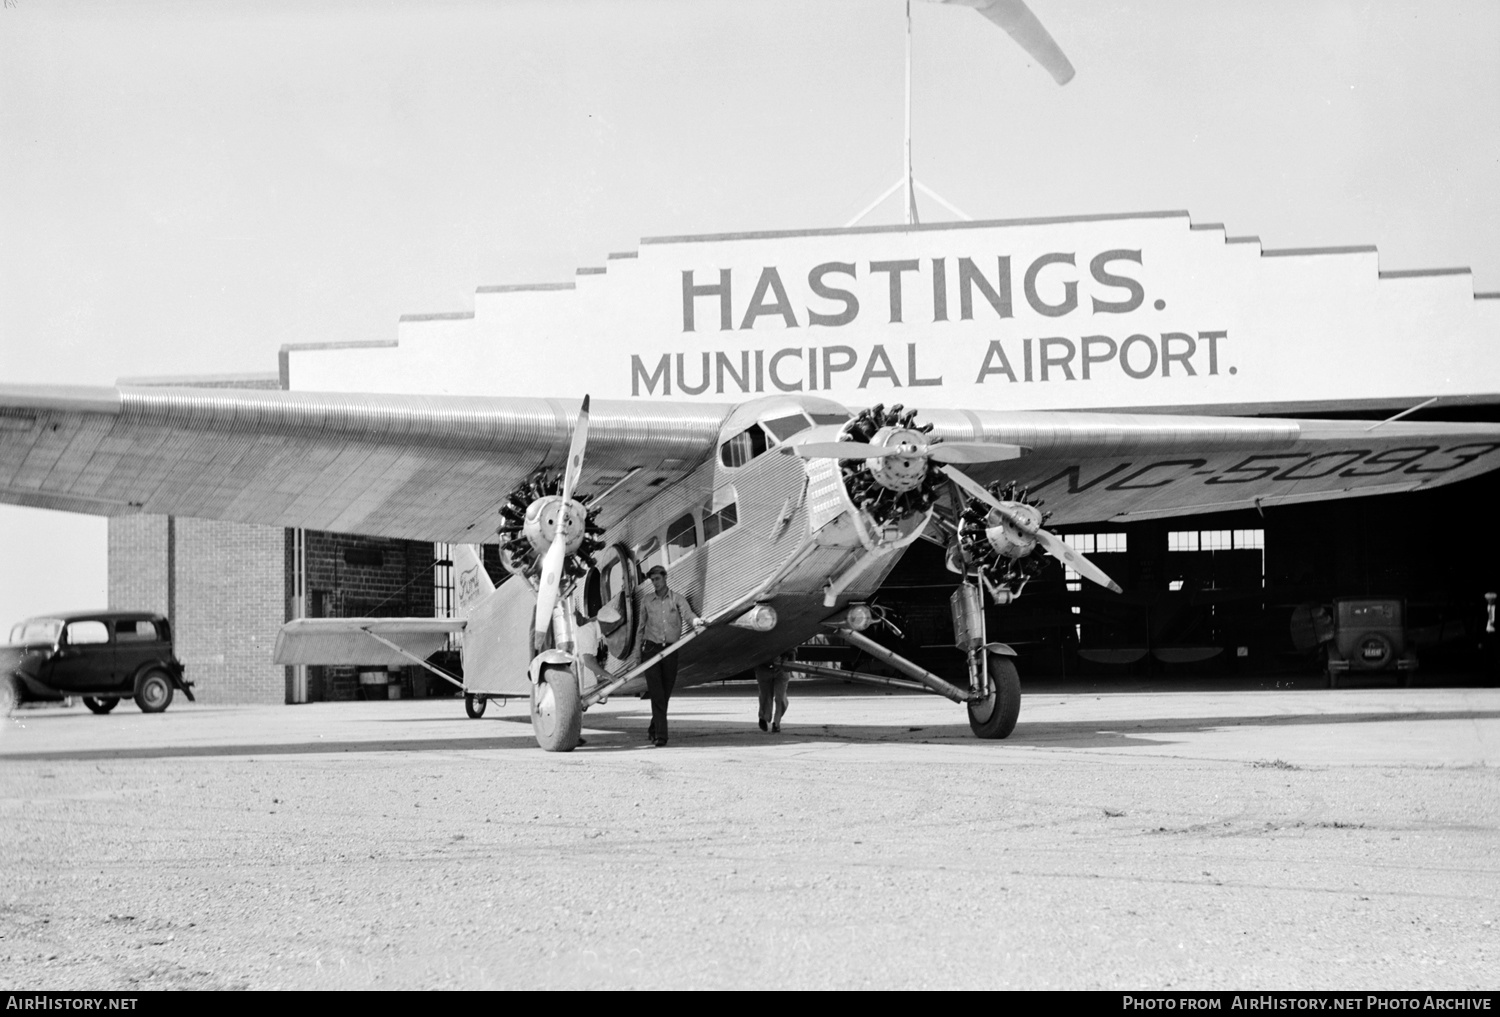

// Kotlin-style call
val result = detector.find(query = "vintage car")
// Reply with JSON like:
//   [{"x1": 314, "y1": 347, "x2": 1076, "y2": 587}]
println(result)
[{"x1": 2, "y1": 611, "x2": 193, "y2": 714}]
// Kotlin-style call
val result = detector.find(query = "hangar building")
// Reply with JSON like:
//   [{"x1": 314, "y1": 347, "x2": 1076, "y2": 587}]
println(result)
[{"x1": 108, "y1": 211, "x2": 1500, "y2": 702}]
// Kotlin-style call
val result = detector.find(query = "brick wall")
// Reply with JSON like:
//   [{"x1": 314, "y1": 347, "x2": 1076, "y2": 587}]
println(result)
[
  {"x1": 108, "y1": 515, "x2": 169, "y2": 615},
  {"x1": 172, "y1": 518, "x2": 287, "y2": 704},
  {"x1": 303, "y1": 532, "x2": 441, "y2": 702}
]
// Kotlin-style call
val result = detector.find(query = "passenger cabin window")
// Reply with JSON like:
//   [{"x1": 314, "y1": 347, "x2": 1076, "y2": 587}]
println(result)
[
  {"x1": 64, "y1": 620, "x2": 109, "y2": 645},
  {"x1": 704, "y1": 502, "x2": 738, "y2": 542},
  {"x1": 635, "y1": 536, "x2": 662, "y2": 575},
  {"x1": 704, "y1": 485, "x2": 739, "y2": 542},
  {"x1": 665, "y1": 512, "x2": 698, "y2": 563},
  {"x1": 115, "y1": 619, "x2": 159, "y2": 642}
]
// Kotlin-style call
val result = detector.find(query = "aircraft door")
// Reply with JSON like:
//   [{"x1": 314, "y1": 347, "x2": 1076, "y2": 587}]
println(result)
[{"x1": 598, "y1": 542, "x2": 638, "y2": 662}]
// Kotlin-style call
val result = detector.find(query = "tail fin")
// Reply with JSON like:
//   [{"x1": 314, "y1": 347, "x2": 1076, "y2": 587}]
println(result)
[{"x1": 452, "y1": 544, "x2": 497, "y2": 619}]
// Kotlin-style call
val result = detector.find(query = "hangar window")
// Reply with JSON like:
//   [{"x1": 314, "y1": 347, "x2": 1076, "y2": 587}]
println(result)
[
  {"x1": 1166, "y1": 528, "x2": 1265, "y2": 591},
  {"x1": 720, "y1": 425, "x2": 771, "y2": 468},
  {"x1": 433, "y1": 544, "x2": 454, "y2": 619},
  {"x1": 665, "y1": 512, "x2": 698, "y2": 563},
  {"x1": 343, "y1": 547, "x2": 385, "y2": 568},
  {"x1": 704, "y1": 486, "x2": 739, "y2": 542},
  {"x1": 64, "y1": 620, "x2": 110, "y2": 645}
]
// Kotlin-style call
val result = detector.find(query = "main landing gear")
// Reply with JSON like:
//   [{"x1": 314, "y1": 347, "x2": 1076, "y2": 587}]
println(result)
[{"x1": 530, "y1": 659, "x2": 583, "y2": 752}]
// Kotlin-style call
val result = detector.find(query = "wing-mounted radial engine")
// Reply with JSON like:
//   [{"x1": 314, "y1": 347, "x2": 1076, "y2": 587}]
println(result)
[
  {"x1": 495, "y1": 469, "x2": 605, "y2": 587},
  {"x1": 951, "y1": 480, "x2": 1053, "y2": 600}
]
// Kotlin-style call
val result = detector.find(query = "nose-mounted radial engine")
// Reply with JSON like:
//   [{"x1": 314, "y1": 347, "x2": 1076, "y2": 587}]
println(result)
[
  {"x1": 792, "y1": 403, "x2": 1028, "y2": 532},
  {"x1": 495, "y1": 396, "x2": 603, "y2": 654},
  {"x1": 839, "y1": 405, "x2": 943, "y2": 527},
  {"x1": 496, "y1": 470, "x2": 605, "y2": 585}
]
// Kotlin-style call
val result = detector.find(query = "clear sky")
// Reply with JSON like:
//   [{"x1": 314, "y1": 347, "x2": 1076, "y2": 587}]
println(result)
[{"x1": 2, "y1": 0, "x2": 1497, "y2": 625}]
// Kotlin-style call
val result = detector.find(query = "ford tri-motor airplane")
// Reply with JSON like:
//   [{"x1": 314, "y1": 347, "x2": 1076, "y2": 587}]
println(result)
[{"x1": 4, "y1": 383, "x2": 1500, "y2": 749}]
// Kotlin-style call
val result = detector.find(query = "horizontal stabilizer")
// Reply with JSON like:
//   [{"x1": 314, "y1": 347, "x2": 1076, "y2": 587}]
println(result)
[{"x1": 274, "y1": 617, "x2": 465, "y2": 667}]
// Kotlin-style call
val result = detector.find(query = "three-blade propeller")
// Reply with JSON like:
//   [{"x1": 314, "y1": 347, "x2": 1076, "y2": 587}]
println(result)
[
  {"x1": 533, "y1": 395, "x2": 591, "y2": 652},
  {"x1": 941, "y1": 464, "x2": 1122, "y2": 593},
  {"x1": 791, "y1": 440, "x2": 1026, "y2": 464}
]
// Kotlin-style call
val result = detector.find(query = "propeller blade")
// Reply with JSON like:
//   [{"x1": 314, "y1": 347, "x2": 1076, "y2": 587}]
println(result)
[
  {"x1": 941, "y1": 463, "x2": 1007, "y2": 509},
  {"x1": 927, "y1": 441, "x2": 1028, "y2": 464},
  {"x1": 532, "y1": 534, "x2": 567, "y2": 651},
  {"x1": 559, "y1": 394, "x2": 590, "y2": 506},
  {"x1": 940, "y1": 465, "x2": 1121, "y2": 593},
  {"x1": 535, "y1": 395, "x2": 591, "y2": 651},
  {"x1": 965, "y1": 0, "x2": 1076, "y2": 85},
  {"x1": 1031, "y1": 528, "x2": 1122, "y2": 593},
  {"x1": 788, "y1": 441, "x2": 893, "y2": 460}
]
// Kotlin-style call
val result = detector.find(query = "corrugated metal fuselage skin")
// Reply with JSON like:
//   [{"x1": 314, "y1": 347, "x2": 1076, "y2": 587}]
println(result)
[{"x1": 599, "y1": 395, "x2": 913, "y2": 688}]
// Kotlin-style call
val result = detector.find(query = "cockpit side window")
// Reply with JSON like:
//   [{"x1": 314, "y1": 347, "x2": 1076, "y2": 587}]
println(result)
[{"x1": 719, "y1": 425, "x2": 770, "y2": 468}]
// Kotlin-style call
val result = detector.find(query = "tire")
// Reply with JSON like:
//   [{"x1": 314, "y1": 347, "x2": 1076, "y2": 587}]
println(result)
[
  {"x1": 134, "y1": 669, "x2": 174, "y2": 714},
  {"x1": 967, "y1": 653, "x2": 1021, "y2": 740},
  {"x1": 530, "y1": 662, "x2": 582, "y2": 752},
  {"x1": 83, "y1": 696, "x2": 119, "y2": 715},
  {"x1": 1, "y1": 676, "x2": 18, "y2": 716},
  {"x1": 464, "y1": 693, "x2": 487, "y2": 719}
]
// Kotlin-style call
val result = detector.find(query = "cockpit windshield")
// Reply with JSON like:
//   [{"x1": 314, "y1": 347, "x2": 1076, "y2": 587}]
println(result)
[
  {"x1": 808, "y1": 412, "x2": 850, "y2": 427},
  {"x1": 761, "y1": 413, "x2": 812, "y2": 443}
]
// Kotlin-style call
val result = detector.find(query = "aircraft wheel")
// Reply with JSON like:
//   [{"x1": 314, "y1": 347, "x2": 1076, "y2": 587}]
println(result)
[
  {"x1": 83, "y1": 696, "x2": 119, "y2": 715},
  {"x1": 967, "y1": 653, "x2": 1021, "y2": 739},
  {"x1": 464, "y1": 693, "x2": 487, "y2": 719},
  {"x1": 134, "y1": 670, "x2": 174, "y2": 714},
  {"x1": 530, "y1": 663, "x2": 582, "y2": 752}
]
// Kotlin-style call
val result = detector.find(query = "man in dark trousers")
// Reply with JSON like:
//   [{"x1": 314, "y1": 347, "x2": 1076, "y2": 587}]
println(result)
[{"x1": 634, "y1": 564, "x2": 703, "y2": 747}]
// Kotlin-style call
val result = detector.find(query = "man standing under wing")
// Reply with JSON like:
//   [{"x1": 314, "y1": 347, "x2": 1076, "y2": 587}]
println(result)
[{"x1": 634, "y1": 564, "x2": 703, "y2": 748}]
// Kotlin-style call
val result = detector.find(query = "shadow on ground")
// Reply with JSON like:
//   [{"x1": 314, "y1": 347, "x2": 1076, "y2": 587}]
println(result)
[{"x1": 6, "y1": 707, "x2": 1498, "y2": 761}]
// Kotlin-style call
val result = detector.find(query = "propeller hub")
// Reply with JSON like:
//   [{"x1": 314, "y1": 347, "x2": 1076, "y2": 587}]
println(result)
[
  {"x1": 866, "y1": 427, "x2": 930, "y2": 493},
  {"x1": 523, "y1": 495, "x2": 588, "y2": 556},
  {"x1": 985, "y1": 501, "x2": 1042, "y2": 559}
]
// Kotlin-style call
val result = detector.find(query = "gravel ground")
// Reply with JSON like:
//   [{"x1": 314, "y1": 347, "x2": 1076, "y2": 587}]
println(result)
[{"x1": 2, "y1": 683, "x2": 1498, "y2": 990}]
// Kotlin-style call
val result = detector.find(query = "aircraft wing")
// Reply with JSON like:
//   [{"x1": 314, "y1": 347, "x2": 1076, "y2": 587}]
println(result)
[
  {"x1": 0, "y1": 385, "x2": 725, "y2": 542},
  {"x1": 919, "y1": 409, "x2": 1500, "y2": 526}
]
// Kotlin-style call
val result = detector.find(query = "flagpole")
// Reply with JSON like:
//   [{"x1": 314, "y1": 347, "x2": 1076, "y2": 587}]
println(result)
[{"x1": 904, "y1": 0, "x2": 919, "y2": 225}]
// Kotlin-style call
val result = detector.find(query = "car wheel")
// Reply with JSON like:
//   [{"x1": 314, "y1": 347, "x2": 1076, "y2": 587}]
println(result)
[
  {"x1": 134, "y1": 670, "x2": 174, "y2": 713},
  {"x1": 1, "y1": 676, "x2": 19, "y2": 716},
  {"x1": 83, "y1": 696, "x2": 119, "y2": 715}
]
